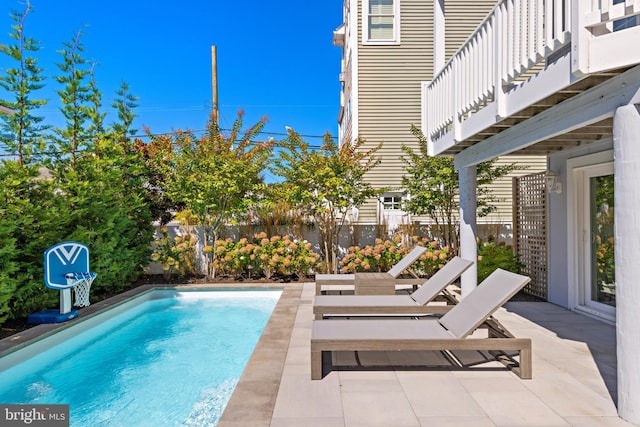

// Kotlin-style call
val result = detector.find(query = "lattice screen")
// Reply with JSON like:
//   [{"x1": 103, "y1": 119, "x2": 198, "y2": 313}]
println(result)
[{"x1": 513, "y1": 172, "x2": 548, "y2": 299}]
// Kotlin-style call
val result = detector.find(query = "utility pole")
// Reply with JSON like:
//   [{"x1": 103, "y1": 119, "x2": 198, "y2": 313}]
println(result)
[{"x1": 211, "y1": 45, "x2": 219, "y2": 126}]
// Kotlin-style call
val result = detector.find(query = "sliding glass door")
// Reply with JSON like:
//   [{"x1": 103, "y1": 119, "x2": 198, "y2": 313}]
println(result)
[{"x1": 582, "y1": 163, "x2": 615, "y2": 317}]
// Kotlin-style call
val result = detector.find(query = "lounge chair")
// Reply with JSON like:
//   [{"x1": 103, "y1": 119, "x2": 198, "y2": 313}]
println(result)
[
  {"x1": 311, "y1": 268, "x2": 532, "y2": 379},
  {"x1": 315, "y1": 245, "x2": 428, "y2": 295},
  {"x1": 313, "y1": 256, "x2": 473, "y2": 319}
]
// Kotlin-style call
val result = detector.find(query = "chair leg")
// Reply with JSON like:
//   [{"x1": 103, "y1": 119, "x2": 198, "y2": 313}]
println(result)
[
  {"x1": 311, "y1": 350, "x2": 323, "y2": 380},
  {"x1": 519, "y1": 346, "x2": 532, "y2": 379}
]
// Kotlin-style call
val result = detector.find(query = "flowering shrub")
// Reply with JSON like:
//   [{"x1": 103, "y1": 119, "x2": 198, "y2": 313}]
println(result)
[
  {"x1": 150, "y1": 227, "x2": 198, "y2": 279},
  {"x1": 339, "y1": 235, "x2": 453, "y2": 278},
  {"x1": 207, "y1": 232, "x2": 320, "y2": 280},
  {"x1": 476, "y1": 239, "x2": 523, "y2": 282}
]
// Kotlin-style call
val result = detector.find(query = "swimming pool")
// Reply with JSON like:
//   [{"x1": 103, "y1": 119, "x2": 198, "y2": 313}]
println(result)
[{"x1": 0, "y1": 289, "x2": 282, "y2": 426}]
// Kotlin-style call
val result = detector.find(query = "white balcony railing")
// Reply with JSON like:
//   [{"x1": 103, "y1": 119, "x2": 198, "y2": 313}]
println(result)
[{"x1": 425, "y1": 0, "x2": 640, "y2": 151}]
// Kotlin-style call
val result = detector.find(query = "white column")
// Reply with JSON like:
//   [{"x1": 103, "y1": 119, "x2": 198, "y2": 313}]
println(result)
[
  {"x1": 613, "y1": 103, "x2": 640, "y2": 424},
  {"x1": 459, "y1": 165, "x2": 478, "y2": 298}
]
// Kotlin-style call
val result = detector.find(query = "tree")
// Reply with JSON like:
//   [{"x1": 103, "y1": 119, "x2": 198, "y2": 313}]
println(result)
[
  {"x1": 86, "y1": 62, "x2": 106, "y2": 135},
  {"x1": 153, "y1": 112, "x2": 274, "y2": 277},
  {"x1": 0, "y1": 160, "x2": 65, "y2": 319},
  {"x1": 273, "y1": 131, "x2": 383, "y2": 273},
  {"x1": 401, "y1": 125, "x2": 522, "y2": 251},
  {"x1": 53, "y1": 27, "x2": 92, "y2": 168},
  {"x1": 0, "y1": 1, "x2": 48, "y2": 166},
  {"x1": 110, "y1": 81, "x2": 138, "y2": 144},
  {"x1": 57, "y1": 136, "x2": 156, "y2": 293}
]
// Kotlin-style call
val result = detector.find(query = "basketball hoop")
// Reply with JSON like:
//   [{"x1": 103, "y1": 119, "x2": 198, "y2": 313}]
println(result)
[
  {"x1": 29, "y1": 241, "x2": 98, "y2": 324},
  {"x1": 65, "y1": 272, "x2": 97, "y2": 307}
]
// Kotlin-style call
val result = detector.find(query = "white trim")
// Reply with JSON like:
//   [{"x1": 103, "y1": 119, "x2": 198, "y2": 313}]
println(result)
[
  {"x1": 350, "y1": 0, "x2": 359, "y2": 143},
  {"x1": 362, "y1": 0, "x2": 401, "y2": 45},
  {"x1": 420, "y1": 80, "x2": 431, "y2": 144},
  {"x1": 566, "y1": 150, "x2": 614, "y2": 322},
  {"x1": 452, "y1": 64, "x2": 640, "y2": 168},
  {"x1": 433, "y1": 0, "x2": 445, "y2": 73}
]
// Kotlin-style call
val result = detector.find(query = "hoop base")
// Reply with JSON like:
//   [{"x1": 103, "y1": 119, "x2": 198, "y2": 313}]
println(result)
[{"x1": 28, "y1": 309, "x2": 78, "y2": 324}]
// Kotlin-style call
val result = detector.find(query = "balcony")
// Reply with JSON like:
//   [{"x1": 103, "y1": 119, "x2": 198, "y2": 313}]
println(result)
[{"x1": 423, "y1": 0, "x2": 640, "y2": 160}]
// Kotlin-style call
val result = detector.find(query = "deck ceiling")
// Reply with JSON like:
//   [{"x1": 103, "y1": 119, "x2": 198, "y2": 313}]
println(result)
[{"x1": 442, "y1": 70, "x2": 629, "y2": 157}]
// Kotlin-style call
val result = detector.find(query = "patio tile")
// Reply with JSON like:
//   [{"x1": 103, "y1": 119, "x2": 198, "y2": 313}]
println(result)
[
  {"x1": 396, "y1": 371, "x2": 487, "y2": 417},
  {"x1": 271, "y1": 373, "x2": 344, "y2": 419},
  {"x1": 283, "y1": 344, "x2": 310, "y2": 365},
  {"x1": 456, "y1": 373, "x2": 529, "y2": 393},
  {"x1": 417, "y1": 416, "x2": 497, "y2": 426},
  {"x1": 339, "y1": 375, "x2": 419, "y2": 427},
  {"x1": 280, "y1": 360, "x2": 309, "y2": 376},
  {"x1": 338, "y1": 370, "x2": 403, "y2": 390},
  {"x1": 563, "y1": 416, "x2": 638, "y2": 426},
  {"x1": 523, "y1": 372, "x2": 619, "y2": 417},
  {"x1": 270, "y1": 417, "x2": 345, "y2": 427},
  {"x1": 470, "y1": 390, "x2": 571, "y2": 426}
]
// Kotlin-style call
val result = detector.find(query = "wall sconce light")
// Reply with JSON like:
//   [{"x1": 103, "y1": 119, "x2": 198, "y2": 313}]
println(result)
[{"x1": 545, "y1": 170, "x2": 562, "y2": 194}]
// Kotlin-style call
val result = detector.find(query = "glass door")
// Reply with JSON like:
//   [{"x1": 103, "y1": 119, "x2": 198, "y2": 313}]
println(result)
[{"x1": 582, "y1": 164, "x2": 615, "y2": 317}]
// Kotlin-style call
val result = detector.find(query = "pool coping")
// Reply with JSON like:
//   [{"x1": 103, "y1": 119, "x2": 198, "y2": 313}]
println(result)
[{"x1": 0, "y1": 282, "x2": 299, "y2": 426}]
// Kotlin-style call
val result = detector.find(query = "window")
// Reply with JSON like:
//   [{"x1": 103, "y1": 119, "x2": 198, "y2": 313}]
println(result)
[
  {"x1": 363, "y1": 0, "x2": 400, "y2": 44},
  {"x1": 381, "y1": 195, "x2": 403, "y2": 210}
]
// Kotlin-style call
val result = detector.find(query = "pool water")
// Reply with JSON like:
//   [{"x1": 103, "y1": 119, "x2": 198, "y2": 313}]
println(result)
[{"x1": 0, "y1": 290, "x2": 281, "y2": 426}]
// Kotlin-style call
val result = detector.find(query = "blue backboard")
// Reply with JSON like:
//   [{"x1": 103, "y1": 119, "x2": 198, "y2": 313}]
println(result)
[{"x1": 44, "y1": 242, "x2": 91, "y2": 290}]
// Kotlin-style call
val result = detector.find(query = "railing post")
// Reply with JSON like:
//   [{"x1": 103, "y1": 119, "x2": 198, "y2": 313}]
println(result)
[
  {"x1": 495, "y1": 3, "x2": 507, "y2": 119},
  {"x1": 453, "y1": 56, "x2": 462, "y2": 142},
  {"x1": 571, "y1": 0, "x2": 590, "y2": 76}
]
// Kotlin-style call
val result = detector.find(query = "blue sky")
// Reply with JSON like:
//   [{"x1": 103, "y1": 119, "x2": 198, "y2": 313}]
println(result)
[{"x1": 1, "y1": 0, "x2": 343, "y2": 147}]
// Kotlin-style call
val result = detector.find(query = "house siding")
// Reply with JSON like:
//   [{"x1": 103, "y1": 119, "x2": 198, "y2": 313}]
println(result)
[
  {"x1": 355, "y1": 0, "x2": 434, "y2": 222},
  {"x1": 339, "y1": 0, "x2": 545, "y2": 227},
  {"x1": 482, "y1": 155, "x2": 546, "y2": 224},
  {"x1": 444, "y1": 0, "x2": 496, "y2": 60}
]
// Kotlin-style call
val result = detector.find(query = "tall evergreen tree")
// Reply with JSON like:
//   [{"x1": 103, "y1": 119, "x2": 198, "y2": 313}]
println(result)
[
  {"x1": 87, "y1": 62, "x2": 106, "y2": 136},
  {"x1": 110, "y1": 81, "x2": 138, "y2": 146},
  {"x1": 0, "y1": 1, "x2": 48, "y2": 166},
  {"x1": 53, "y1": 27, "x2": 92, "y2": 168}
]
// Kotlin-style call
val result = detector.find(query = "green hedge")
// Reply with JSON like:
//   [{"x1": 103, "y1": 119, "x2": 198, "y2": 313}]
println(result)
[{"x1": 0, "y1": 140, "x2": 155, "y2": 325}]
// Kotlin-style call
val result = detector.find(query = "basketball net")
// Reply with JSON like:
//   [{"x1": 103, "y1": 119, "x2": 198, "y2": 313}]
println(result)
[{"x1": 65, "y1": 272, "x2": 97, "y2": 308}]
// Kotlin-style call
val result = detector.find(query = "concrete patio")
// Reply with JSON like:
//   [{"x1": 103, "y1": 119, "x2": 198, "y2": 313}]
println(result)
[
  {"x1": 0, "y1": 282, "x2": 633, "y2": 426},
  {"x1": 220, "y1": 282, "x2": 635, "y2": 427}
]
